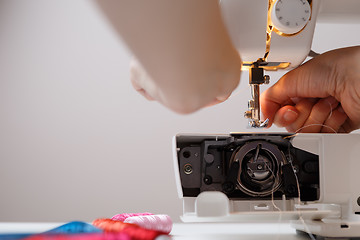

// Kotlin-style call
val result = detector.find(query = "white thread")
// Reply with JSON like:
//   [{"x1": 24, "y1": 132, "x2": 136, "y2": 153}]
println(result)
[
  {"x1": 289, "y1": 94, "x2": 343, "y2": 134},
  {"x1": 285, "y1": 138, "x2": 318, "y2": 240},
  {"x1": 326, "y1": 100, "x2": 334, "y2": 120},
  {"x1": 264, "y1": 161, "x2": 281, "y2": 212},
  {"x1": 264, "y1": 160, "x2": 282, "y2": 240},
  {"x1": 288, "y1": 158, "x2": 316, "y2": 240},
  {"x1": 293, "y1": 123, "x2": 337, "y2": 134}
]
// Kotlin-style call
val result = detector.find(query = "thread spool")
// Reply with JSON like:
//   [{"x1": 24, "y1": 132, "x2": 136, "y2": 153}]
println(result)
[
  {"x1": 93, "y1": 218, "x2": 164, "y2": 240},
  {"x1": 111, "y1": 213, "x2": 153, "y2": 222},
  {"x1": 45, "y1": 221, "x2": 102, "y2": 234},
  {"x1": 124, "y1": 215, "x2": 172, "y2": 234},
  {"x1": 24, "y1": 232, "x2": 130, "y2": 240}
]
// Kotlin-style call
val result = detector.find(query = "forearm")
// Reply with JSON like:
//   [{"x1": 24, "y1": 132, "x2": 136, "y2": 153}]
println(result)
[{"x1": 96, "y1": 0, "x2": 241, "y2": 113}]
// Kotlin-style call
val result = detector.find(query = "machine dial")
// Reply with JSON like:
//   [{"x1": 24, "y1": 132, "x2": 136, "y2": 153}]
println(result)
[{"x1": 271, "y1": 0, "x2": 311, "y2": 35}]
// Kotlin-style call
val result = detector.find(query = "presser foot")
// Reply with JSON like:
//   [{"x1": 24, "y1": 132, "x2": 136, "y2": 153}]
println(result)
[{"x1": 246, "y1": 118, "x2": 269, "y2": 128}]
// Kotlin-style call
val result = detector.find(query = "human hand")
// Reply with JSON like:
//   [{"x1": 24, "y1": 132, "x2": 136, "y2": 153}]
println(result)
[
  {"x1": 130, "y1": 58, "x2": 240, "y2": 114},
  {"x1": 261, "y1": 46, "x2": 360, "y2": 133}
]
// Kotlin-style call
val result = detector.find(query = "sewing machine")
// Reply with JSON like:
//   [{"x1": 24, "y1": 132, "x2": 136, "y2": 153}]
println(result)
[{"x1": 174, "y1": 0, "x2": 360, "y2": 238}]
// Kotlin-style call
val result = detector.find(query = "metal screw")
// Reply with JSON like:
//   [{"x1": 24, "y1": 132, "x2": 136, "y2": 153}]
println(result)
[
  {"x1": 264, "y1": 75, "x2": 270, "y2": 84},
  {"x1": 286, "y1": 185, "x2": 297, "y2": 195},
  {"x1": 244, "y1": 111, "x2": 252, "y2": 119},
  {"x1": 203, "y1": 175, "x2": 213, "y2": 185},
  {"x1": 222, "y1": 182, "x2": 235, "y2": 193}
]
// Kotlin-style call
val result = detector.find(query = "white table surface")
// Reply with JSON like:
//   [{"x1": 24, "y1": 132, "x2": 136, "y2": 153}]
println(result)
[{"x1": 0, "y1": 222, "x2": 312, "y2": 240}]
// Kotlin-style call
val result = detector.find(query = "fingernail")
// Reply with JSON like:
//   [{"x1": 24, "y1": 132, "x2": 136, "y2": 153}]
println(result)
[{"x1": 283, "y1": 109, "x2": 298, "y2": 122}]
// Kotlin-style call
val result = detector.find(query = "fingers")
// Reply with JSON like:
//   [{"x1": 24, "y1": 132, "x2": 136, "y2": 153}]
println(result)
[
  {"x1": 130, "y1": 59, "x2": 156, "y2": 101},
  {"x1": 272, "y1": 106, "x2": 299, "y2": 127},
  {"x1": 295, "y1": 97, "x2": 339, "y2": 133},
  {"x1": 261, "y1": 88, "x2": 282, "y2": 127},
  {"x1": 205, "y1": 93, "x2": 231, "y2": 108},
  {"x1": 271, "y1": 96, "x2": 349, "y2": 133},
  {"x1": 261, "y1": 58, "x2": 331, "y2": 126},
  {"x1": 321, "y1": 105, "x2": 348, "y2": 133},
  {"x1": 261, "y1": 47, "x2": 360, "y2": 133},
  {"x1": 261, "y1": 83, "x2": 306, "y2": 128},
  {"x1": 131, "y1": 80, "x2": 155, "y2": 101},
  {"x1": 282, "y1": 98, "x2": 317, "y2": 132},
  {"x1": 271, "y1": 98, "x2": 316, "y2": 130}
]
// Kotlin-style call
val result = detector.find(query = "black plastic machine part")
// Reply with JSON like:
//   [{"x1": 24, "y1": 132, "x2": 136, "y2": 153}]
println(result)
[
  {"x1": 249, "y1": 62, "x2": 265, "y2": 85},
  {"x1": 177, "y1": 133, "x2": 319, "y2": 201}
]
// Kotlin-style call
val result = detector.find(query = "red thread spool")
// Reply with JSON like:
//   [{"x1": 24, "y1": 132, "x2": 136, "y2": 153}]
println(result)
[{"x1": 92, "y1": 218, "x2": 165, "y2": 240}]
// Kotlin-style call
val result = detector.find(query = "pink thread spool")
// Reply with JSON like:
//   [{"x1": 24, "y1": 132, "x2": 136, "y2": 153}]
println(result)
[
  {"x1": 111, "y1": 213, "x2": 153, "y2": 222},
  {"x1": 124, "y1": 214, "x2": 172, "y2": 234}
]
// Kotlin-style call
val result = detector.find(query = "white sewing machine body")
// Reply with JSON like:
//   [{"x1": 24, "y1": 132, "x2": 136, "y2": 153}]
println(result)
[
  {"x1": 221, "y1": 0, "x2": 321, "y2": 68},
  {"x1": 173, "y1": 133, "x2": 360, "y2": 237},
  {"x1": 221, "y1": 0, "x2": 360, "y2": 67}
]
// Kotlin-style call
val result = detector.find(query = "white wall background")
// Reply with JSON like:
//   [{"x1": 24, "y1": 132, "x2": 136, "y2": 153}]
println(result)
[{"x1": 0, "y1": 0, "x2": 359, "y2": 222}]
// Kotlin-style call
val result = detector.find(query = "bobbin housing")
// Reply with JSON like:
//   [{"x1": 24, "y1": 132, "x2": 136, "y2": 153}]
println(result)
[{"x1": 176, "y1": 133, "x2": 318, "y2": 201}]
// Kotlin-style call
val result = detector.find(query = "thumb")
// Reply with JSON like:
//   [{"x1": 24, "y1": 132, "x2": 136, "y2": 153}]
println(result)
[{"x1": 261, "y1": 59, "x2": 331, "y2": 126}]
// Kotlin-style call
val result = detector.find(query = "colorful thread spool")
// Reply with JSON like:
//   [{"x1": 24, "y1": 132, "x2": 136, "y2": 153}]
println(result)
[
  {"x1": 45, "y1": 221, "x2": 102, "y2": 234},
  {"x1": 124, "y1": 215, "x2": 172, "y2": 234},
  {"x1": 92, "y1": 218, "x2": 164, "y2": 240},
  {"x1": 24, "y1": 232, "x2": 130, "y2": 240},
  {"x1": 111, "y1": 213, "x2": 153, "y2": 222}
]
